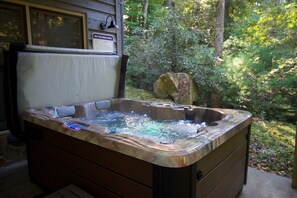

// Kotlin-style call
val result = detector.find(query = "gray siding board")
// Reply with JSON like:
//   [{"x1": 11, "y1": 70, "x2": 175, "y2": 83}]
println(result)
[
  {"x1": 93, "y1": 0, "x2": 115, "y2": 6},
  {"x1": 85, "y1": 10, "x2": 115, "y2": 22},
  {"x1": 28, "y1": 0, "x2": 115, "y2": 15},
  {"x1": 88, "y1": 18, "x2": 117, "y2": 33},
  {"x1": 56, "y1": 0, "x2": 116, "y2": 14},
  {"x1": 116, "y1": 0, "x2": 123, "y2": 55}
]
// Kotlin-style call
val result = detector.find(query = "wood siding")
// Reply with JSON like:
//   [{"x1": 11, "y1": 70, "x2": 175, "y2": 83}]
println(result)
[{"x1": 1, "y1": 0, "x2": 123, "y2": 55}]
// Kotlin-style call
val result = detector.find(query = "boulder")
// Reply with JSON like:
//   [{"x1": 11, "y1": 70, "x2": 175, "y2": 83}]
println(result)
[{"x1": 153, "y1": 73, "x2": 199, "y2": 105}]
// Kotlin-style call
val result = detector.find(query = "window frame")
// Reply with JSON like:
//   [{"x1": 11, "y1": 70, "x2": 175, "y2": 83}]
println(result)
[{"x1": 1, "y1": 0, "x2": 87, "y2": 49}]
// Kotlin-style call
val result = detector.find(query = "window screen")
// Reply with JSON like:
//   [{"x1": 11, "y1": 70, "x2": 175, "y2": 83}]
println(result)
[
  {"x1": 30, "y1": 8, "x2": 83, "y2": 49},
  {"x1": 0, "y1": 2, "x2": 26, "y2": 50}
]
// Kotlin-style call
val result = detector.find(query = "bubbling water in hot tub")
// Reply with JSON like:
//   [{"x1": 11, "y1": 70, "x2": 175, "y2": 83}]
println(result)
[{"x1": 76, "y1": 111, "x2": 207, "y2": 144}]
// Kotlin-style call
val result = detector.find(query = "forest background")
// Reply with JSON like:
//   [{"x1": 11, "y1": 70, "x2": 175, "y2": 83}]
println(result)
[{"x1": 123, "y1": 0, "x2": 297, "y2": 177}]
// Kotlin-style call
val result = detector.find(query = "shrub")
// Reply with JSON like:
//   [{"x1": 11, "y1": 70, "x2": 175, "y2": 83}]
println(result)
[{"x1": 125, "y1": 8, "x2": 219, "y2": 105}]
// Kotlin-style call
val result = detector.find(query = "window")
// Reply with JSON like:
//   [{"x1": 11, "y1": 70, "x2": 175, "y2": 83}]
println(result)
[
  {"x1": 30, "y1": 8, "x2": 83, "y2": 48},
  {"x1": 0, "y1": 1, "x2": 86, "y2": 49},
  {"x1": 0, "y1": 2, "x2": 27, "y2": 50}
]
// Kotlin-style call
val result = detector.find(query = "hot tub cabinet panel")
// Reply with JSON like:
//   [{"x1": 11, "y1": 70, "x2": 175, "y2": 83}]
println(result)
[
  {"x1": 25, "y1": 120, "x2": 250, "y2": 198},
  {"x1": 25, "y1": 122, "x2": 154, "y2": 198},
  {"x1": 196, "y1": 128, "x2": 249, "y2": 198}
]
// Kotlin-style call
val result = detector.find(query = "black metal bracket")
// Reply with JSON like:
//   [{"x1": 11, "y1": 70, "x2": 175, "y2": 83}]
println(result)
[{"x1": 196, "y1": 169, "x2": 203, "y2": 181}]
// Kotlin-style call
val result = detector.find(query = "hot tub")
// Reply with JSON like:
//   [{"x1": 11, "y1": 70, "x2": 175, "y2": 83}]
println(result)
[
  {"x1": 23, "y1": 98, "x2": 252, "y2": 198},
  {"x1": 4, "y1": 44, "x2": 252, "y2": 198}
]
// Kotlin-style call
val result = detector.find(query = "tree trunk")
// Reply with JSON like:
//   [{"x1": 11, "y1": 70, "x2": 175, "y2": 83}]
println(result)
[
  {"x1": 214, "y1": 0, "x2": 225, "y2": 64},
  {"x1": 168, "y1": 0, "x2": 175, "y2": 10},
  {"x1": 143, "y1": 0, "x2": 149, "y2": 29},
  {"x1": 210, "y1": 93, "x2": 221, "y2": 108},
  {"x1": 171, "y1": 34, "x2": 177, "y2": 72},
  {"x1": 292, "y1": 115, "x2": 297, "y2": 188},
  {"x1": 165, "y1": 0, "x2": 177, "y2": 72},
  {"x1": 211, "y1": 0, "x2": 225, "y2": 108}
]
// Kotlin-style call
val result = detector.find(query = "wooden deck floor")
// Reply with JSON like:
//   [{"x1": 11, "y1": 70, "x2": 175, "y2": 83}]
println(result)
[{"x1": 0, "y1": 160, "x2": 43, "y2": 198}]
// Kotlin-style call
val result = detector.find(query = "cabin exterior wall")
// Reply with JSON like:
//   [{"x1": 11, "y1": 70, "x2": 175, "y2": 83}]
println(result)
[
  {"x1": 0, "y1": 0, "x2": 123, "y2": 55},
  {"x1": 0, "y1": 0, "x2": 124, "y2": 130}
]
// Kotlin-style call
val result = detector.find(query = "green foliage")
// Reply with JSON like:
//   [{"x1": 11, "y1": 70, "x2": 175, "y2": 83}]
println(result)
[
  {"x1": 246, "y1": 3, "x2": 297, "y2": 47},
  {"x1": 264, "y1": 58, "x2": 297, "y2": 97},
  {"x1": 222, "y1": 43, "x2": 297, "y2": 120},
  {"x1": 124, "y1": 0, "x2": 144, "y2": 32},
  {"x1": 124, "y1": 0, "x2": 165, "y2": 38},
  {"x1": 125, "y1": 2, "x2": 222, "y2": 105},
  {"x1": 124, "y1": 0, "x2": 297, "y2": 121},
  {"x1": 221, "y1": 2, "x2": 297, "y2": 121},
  {"x1": 250, "y1": 119, "x2": 296, "y2": 177}
]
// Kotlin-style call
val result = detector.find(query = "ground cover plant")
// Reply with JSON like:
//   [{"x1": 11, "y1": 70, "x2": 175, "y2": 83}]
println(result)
[{"x1": 250, "y1": 119, "x2": 296, "y2": 177}]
